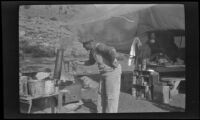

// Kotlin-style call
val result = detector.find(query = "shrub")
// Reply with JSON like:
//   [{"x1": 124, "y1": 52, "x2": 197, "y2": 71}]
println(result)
[
  {"x1": 21, "y1": 43, "x2": 56, "y2": 58},
  {"x1": 31, "y1": 46, "x2": 56, "y2": 57}
]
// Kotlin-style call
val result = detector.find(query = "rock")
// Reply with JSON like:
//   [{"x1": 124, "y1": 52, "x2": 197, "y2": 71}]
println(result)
[
  {"x1": 64, "y1": 100, "x2": 83, "y2": 111},
  {"x1": 78, "y1": 100, "x2": 84, "y2": 105}
]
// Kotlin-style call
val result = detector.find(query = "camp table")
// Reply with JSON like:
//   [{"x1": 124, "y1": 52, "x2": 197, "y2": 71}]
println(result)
[
  {"x1": 149, "y1": 65, "x2": 185, "y2": 86},
  {"x1": 147, "y1": 65, "x2": 185, "y2": 103},
  {"x1": 20, "y1": 91, "x2": 62, "y2": 113}
]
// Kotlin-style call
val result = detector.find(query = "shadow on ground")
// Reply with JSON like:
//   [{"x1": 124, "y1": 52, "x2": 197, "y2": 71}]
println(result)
[
  {"x1": 76, "y1": 71, "x2": 133, "y2": 89},
  {"x1": 76, "y1": 72, "x2": 133, "y2": 96},
  {"x1": 178, "y1": 81, "x2": 185, "y2": 94},
  {"x1": 81, "y1": 99, "x2": 97, "y2": 113},
  {"x1": 146, "y1": 100, "x2": 185, "y2": 112},
  {"x1": 20, "y1": 97, "x2": 57, "y2": 113}
]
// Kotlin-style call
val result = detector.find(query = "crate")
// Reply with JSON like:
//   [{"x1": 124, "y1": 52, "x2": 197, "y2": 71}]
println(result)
[
  {"x1": 60, "y1": 83, "x2": 82, "y2": 104},
  {"x1": 121, "y1": 71, "x2": 133, "y2": 92},
  {"x1": 153, "y1": 85, "x2": 170, "y2": 104}
]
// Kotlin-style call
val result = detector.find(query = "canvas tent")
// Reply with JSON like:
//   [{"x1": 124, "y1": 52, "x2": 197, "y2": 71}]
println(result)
[
  {"x1": 77, "y1": 4, "x2": 185, "y2": 53},
  {"x1": 20, "y1": 4, "x2": 185, "y2": 53}
]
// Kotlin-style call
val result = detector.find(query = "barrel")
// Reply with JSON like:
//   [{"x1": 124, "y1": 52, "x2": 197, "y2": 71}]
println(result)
[{"x1": 27, "y1": 79, "x2": 44, "y2": 97}]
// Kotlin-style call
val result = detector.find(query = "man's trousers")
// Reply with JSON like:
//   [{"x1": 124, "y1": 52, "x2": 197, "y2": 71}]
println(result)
[{"x1": 97, "y1": 64, "x2": 122, "y2": 113}]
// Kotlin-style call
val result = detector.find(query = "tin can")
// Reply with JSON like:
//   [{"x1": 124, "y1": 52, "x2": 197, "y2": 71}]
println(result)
[
  {"x1": 132, "y1": 76, "x2": 137, "y2": 84},
  {"x1": 143, "y1": 81, "x2": 147, "y2": 86},
  {"x1": 163, "y1": 86, "x2": 170, "y2": 104},
  {"x1": 55, "y1": 86, "x2": 59, "y2": 93},
  {"x1": 141, "y1": 77, "x2": 144, "y2": 86},
  {"x1": 132, "y1": 88, "x2": 136, "y2": 97},
  {"x1": 138, "y1": 64, "x2": 142, "y2": 71},
  {"x1": 142, "y1": 59, "x2": 147, "y2": 71}
]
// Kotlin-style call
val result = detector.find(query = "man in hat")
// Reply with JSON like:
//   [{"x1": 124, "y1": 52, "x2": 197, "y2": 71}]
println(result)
[{"x1": 75, "y1": 39, "x2": 122, "y2": 113}]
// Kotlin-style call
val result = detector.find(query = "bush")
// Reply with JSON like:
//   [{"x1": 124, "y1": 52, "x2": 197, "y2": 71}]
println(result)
[
  {"x1": 21, "y1": 43, "x2": 56, "y2": 58},
  {"x1": 31, "y1": 46, "x2": 56, "y2": 57}
]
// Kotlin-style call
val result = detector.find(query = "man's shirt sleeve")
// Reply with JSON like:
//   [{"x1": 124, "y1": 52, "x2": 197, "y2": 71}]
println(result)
[
  {"x1": 96, "y1": 44, "x2": 117, "y2": 63},
  {"x1": 84, "y1": 51, "x2": 96, "y2": 66}
]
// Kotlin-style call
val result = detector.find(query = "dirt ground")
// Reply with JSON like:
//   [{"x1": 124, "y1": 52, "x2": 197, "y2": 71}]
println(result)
[
  {"x1": 20, "y1": 88, "x2": 185, "y2": 113},
  {"x1": 20, "y1": 56, "x2": 185, "y2": 113}
]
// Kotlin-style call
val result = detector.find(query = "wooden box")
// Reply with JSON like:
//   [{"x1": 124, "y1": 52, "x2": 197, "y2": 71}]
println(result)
[
  {"x1": 60, "y1": 83, "x2": 82, "y2": 104},
  {"x1": 153, "y1": 84, "x2": 170, "y2": 104}
]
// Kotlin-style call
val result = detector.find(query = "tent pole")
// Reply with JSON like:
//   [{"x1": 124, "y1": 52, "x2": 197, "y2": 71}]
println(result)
[{"x1": 53, "y1": 6, "x2": 64, "y2": 84}]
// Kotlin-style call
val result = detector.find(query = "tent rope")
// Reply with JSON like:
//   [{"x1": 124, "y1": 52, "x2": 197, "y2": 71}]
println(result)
[{"x1": 113, "y1": 16, "x2": 135, "y2": 22}]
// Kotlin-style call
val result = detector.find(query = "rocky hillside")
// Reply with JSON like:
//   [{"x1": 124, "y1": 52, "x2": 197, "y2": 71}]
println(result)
[
  {"x1": 19, "y1": 5, "x2": 93, "y2": 57},
  {"x1": 19, "y1": 5, "x2": 131, "y2": 59}
]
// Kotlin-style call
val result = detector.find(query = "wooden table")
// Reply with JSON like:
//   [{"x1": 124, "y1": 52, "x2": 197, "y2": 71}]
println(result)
[
  {"x1": 148, "y1": 64, "x2": 185, "y2": 72},
  {"x1": 20, "y1": 92, "x2": 61, "y2": 113},
  {"x1": 147, "y1": 65, "x2": 185, "y2": 103},
  {"x1": 148, "y1": 65, "x2": 185, "y2": 82}
]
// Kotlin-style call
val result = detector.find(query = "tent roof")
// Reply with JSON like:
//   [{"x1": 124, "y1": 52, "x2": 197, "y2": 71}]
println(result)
[
  {"x1": 20, "y1": 4, "x2": 184, "y2": 30},
  {"x1": 20, "y1": 4, "x2": 185, "y2": 52}
]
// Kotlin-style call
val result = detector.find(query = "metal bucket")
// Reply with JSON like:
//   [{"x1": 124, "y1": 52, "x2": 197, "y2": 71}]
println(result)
[{"x1": 27, "y1": 79, "x2": 44, "y2": 97}]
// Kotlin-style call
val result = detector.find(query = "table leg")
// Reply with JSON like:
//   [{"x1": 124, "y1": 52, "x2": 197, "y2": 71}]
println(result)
[
  {"x1": 151, "y1": 86, "x2": 154, "y2": 100},
  {"x1": 28, "y1": 100, "x2": 32, "y2": 113},
  {"x1": 132, "y1": 76, "x2": 137, "y2": 97},
  {"x1": 50, "y1": 97, "x2": 56, "y2": 113},
  {"x1": 57, "y1": 92, "x2": 63, "y2": 113},
  {"x1": 170, "y1": 80, "x2": 181, "y2": 97}
]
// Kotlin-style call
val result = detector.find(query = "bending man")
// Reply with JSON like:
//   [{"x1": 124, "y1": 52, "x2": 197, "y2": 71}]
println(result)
[{"x1": 75, "y1": 39, "x2": 122, "y2": 113}]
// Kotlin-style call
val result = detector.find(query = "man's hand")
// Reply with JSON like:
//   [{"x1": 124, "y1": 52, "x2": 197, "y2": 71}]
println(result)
[{"x1": 111, "y1": 59, "x2": 119, "y2": 68}]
